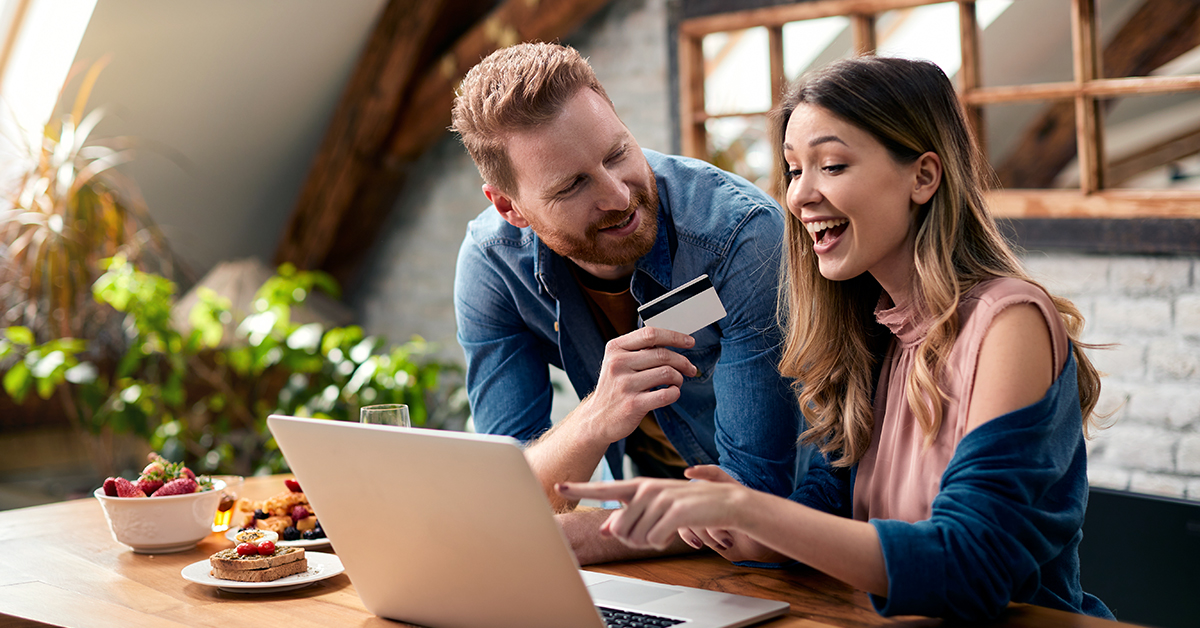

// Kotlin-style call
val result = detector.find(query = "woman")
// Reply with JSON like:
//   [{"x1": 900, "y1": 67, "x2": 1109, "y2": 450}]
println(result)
[{"x1": 558, "y1": 57, "x2": 1113, "y2": 621}]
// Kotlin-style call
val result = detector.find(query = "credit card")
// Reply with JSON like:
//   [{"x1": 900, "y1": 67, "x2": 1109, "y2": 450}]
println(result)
[{"x1": 637, "y1": 274, "x2": 726, "y2": 335}]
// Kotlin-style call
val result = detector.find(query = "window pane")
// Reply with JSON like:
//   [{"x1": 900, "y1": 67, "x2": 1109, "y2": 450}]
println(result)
[
  {"x1": 706, "y1": 115, "x2": 772, "y2": 193},
  {"x1": 983, "y1": 100, "x2": 1077, "y2": 190},
  {"x1": 1103, "y1": 92, "x2": 1200, "y2": 189},
  {"x1": 978, "y1": 0, "x2": 1073, "y2": 87},
  {"x1": 703, "y1": 27, "x2": 771, "y2": 116},
  {"x1": 876, "y1": 2, "x2": 964, "y2": 79},
  {"x1": 1098, "y1": 0, "x2": 1200, "y2": 79},
  {"x1": 781, "y1": 16, "x2": 851, "y2": 81}
]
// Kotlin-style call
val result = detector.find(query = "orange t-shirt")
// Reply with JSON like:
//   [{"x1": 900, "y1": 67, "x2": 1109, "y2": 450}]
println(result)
[{"x1": 572, "y1": 268, "x2": 688, "y2": 477}]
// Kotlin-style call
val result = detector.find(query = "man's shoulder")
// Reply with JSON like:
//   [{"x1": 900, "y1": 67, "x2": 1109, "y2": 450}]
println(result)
[
  {"x1": 646, "y1": 149, "x2": 780, "y2": 213},
  {"x1": 644, "y1": 149, "x2": 784, "y2": 245},
  {"x1": 463, "y1": 206, "x2": 535, "y2": 251}
]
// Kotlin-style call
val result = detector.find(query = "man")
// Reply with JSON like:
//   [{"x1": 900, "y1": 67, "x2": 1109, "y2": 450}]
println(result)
[{"x1": 450, "y1": 42, "x2": 801, "y2": 564}]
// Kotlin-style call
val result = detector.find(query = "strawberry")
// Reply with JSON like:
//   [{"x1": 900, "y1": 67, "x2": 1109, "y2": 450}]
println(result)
[
  {"x1": 102, "y1": 477, "x2": 119, "y2": 497},
  {"x1": 136, "y1": 478, "x2": 164, "y2": 496},
  {"x1": 113, "y1": 477, "x2": 147, "y2": 498},
  {"x1": 151, "y1": 477, "x2": 197, "y2": 497},
  {"x1": 284, "y1": 478, "x2": 302, "y2": 493},
  {"x1": 181, "y1": 466, "x2": 196, "y2": 480},
  {"x1": 142, "y1": 460, "x2": 165, "y2": 477}
]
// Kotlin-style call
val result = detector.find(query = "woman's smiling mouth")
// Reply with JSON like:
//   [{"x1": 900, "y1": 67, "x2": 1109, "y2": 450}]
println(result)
[{"x1": 805, "y1": 218, "x2": 849, "y2": 245}]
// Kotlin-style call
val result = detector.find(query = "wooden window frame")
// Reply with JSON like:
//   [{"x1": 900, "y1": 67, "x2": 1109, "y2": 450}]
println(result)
[{"x1": 672, "y1": 0, "x2": 1200, "y2": 254}]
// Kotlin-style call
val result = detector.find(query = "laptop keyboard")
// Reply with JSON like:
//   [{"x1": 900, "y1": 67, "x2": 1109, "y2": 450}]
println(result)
[{"x1": 598, "y1": 606, "x2": 686, "y2": 627}]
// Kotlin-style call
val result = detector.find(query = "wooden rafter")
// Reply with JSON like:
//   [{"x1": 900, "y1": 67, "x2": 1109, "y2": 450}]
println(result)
[
  {"x1": 275, "y1": 0, "x2": 446, "y2": 272},
  {"x1": 994, "y1": 0, "x2": 1200, "y2": 189},
  {"x1": 276, "y1": 0, "x2": 614, "y2": 281}
]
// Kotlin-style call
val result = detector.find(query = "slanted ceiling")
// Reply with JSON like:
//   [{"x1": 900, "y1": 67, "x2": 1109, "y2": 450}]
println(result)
[{"x1": 274, "y1": 0, "x2": 615, "y2": 286}]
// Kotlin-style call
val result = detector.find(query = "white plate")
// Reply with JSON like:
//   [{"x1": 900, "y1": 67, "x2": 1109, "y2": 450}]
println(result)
[
  {"x1": 181, "y1": 551, "x2": 344, "y2": 593},
  {"x1": 225, "y1": 526, "x2": 331, "y2": 550}
]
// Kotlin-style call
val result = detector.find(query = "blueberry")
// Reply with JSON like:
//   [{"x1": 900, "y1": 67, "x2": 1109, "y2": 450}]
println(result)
[
  {"x1": 302, "y1": 529, "x2": 318, "y2": 540},
  {"x1": 254, "y1": 509, "x2": 268, "y2": 520},
  {"x1": 282, "y1": 526, "x2": 300, "y2": 541}
]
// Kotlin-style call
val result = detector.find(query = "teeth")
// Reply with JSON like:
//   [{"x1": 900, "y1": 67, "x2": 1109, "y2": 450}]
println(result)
[
  {"x1": 804, "y1": 218, "x2": 848, "y2": 234},
  {"x1": 605, "y1": 213, "x2": 634, "y2": 230}
]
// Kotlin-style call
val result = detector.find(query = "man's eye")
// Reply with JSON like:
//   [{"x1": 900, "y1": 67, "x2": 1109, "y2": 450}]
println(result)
[{"x1": 559, "y1": 178, "x2": 584, "y2": 195}]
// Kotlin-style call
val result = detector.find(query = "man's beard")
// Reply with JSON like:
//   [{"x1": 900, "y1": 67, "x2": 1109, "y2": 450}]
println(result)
[{"x1": 535, "y1": 176, "x2": 660, "y2": 268}]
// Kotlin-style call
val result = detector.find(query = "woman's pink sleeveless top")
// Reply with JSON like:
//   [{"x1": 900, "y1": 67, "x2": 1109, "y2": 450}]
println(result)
[{"x1": 852, "y1": 277, "x2": 1069, "y2": 523}]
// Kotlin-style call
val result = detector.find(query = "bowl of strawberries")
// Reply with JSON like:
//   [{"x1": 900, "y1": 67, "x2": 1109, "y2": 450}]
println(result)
[{"x1": 93, "y1": 453, "x2": 225, "y2": 554}]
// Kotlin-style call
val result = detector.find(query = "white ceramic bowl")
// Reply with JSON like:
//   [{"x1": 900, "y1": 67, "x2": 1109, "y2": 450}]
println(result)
[{"x1": 93, "y1": 478, "x2": 225, "y2": 554}]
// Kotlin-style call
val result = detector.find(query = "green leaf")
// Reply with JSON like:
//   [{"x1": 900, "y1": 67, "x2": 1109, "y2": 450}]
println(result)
[
  {"x1": 4, "y1": 327, "x2": 34, "y2": 346},
  {"x1": 36, "y1": 375, "x2": 57, "y2": 400},
  {"x1": 3, "y1": 361, "x2": 32, "y2": 403}
]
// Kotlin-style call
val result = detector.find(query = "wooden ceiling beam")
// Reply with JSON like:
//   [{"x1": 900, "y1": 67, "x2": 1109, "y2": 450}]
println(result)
[
  {"x1": 275, "y1": 0, "x2": 446, "y2": 271},
  {"x1": 385, "y1": 0, "x2": 614, "y2": 165},
  {"x1": 277, "y1": 0, "x2": 615, "y2": 284}
]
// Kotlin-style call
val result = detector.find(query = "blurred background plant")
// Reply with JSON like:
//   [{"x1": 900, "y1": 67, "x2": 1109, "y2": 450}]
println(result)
[
  {"x1": 0, "y1": 257, "x2": 468, "y2": 480},
  {"x1": 0, "y1": 61, "x2": 467, "y2": 492},
  {"x1": 0, "y1": 57, "x2": 176, "y2": 346}
]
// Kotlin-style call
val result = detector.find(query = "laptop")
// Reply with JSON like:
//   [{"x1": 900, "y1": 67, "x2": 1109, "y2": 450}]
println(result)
[{"x1": 267, "y1": 415, "x2": 790, "y2": 628}]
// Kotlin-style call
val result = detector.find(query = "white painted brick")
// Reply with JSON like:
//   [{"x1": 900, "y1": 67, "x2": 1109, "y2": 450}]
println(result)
[
  {"x1": 1021, "y1": 254, "x2": 1108, "y2": 297},
  {"x1": 1179, "y1": 434, "x2": 1200, "y2": 475},
  {"x1": 1128, "y1": 471, "x2": 1188, "y2": 499},
  {"x1": 1089, "y1": 423, "x2": 1175, "y2": 472},
  {"x1": 1087, "y1": 341, "x2": 1144, "y2": 380},
  {"x1": 1147, "y1": 337, "x2": 1200, "y2": 381},
  {"x1": 1086, "y1": 465, "x2": 1130, "y2": 491},
  {"x1": 1092, "y1": 298, "x2": 1171, "y2": 334},
  {"x1": 1092, "y1": 380, "x2": 1131, "y2": 424},
  {"x1": 1126, "y1": 382, "x2": 1200, "y2": 429},
  {"x1": 1177, "y1": 294, "x2": 1200, "y2": 336},
  {"x1": 1110, "y1": 257, "x2": 1192, "y2": 296}
]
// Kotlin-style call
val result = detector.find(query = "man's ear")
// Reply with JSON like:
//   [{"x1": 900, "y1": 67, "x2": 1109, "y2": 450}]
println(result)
[
  {"x1": 483, "y1": 183, "x2": 529, "y2": 228},
  {"x1": 911, "y1": 151, "x2": 942, "y2": 206}
]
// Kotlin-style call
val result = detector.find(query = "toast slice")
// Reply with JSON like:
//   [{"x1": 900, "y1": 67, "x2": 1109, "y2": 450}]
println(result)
[
  {"x1": 209, "y1": 545, "x2": 304, "y2": 570},
  {"x1": 211, "y1": 558, "x2": 308, "y2": 582}
]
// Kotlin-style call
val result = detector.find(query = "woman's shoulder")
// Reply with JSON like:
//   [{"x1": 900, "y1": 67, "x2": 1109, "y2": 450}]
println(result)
[
  {"x1": 963, "y1": 276, "x2": 1052, "y2": 308},
  {"x1": 958, "y1": 276, "x2": 1069, "y2": 374}
]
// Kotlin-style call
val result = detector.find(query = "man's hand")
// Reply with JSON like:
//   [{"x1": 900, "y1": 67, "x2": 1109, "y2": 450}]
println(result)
[
  {"x1": 524, "y1": 326, "x2": 697, "y2": 512},
  {"x1": 584, "y1": 326, "x2": 698, "y2": 444}
]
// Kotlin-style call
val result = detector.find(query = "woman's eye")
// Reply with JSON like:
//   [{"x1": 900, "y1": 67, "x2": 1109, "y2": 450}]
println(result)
[
  {"x1": 785, "y1": 168, "x2": 802, "y2": 181},
  {"x1": 823, "y1": 164, "x2": 847, "y2": 173}
]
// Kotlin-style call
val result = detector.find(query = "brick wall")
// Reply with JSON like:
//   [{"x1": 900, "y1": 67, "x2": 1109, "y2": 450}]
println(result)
[
  {"x1": 1025, "y1": 253, "x2": 1200, "y2": 502},
  {"x1": 350, "y1": 0, "x2": 1198, "y2": 503}
]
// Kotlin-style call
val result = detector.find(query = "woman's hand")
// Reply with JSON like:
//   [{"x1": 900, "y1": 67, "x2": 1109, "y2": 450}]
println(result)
[
  {"x1": 556, "y1": 471, "x2": 749, "y2": 551},
  {"x1": 677, "y1": 466, "x2": 789, "y2": 564}
]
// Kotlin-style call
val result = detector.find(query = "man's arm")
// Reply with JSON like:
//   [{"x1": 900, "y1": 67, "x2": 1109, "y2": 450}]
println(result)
[
  {"x1": 558, "y1": 507, "x2": 694, "y2": 565},
  {"x1": 525, "y1": 327, "x2": 699, "y2": 512}
]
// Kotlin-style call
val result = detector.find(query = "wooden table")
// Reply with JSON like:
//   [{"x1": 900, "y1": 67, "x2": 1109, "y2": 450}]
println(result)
[{"x1": 0, "y1": 475, "x2": 1134, "y2": 628}]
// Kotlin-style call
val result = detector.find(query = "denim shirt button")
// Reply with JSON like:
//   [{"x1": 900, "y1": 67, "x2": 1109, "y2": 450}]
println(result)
[{"x1": 554, "y1": 321, "x2": 559, "y2": 333}]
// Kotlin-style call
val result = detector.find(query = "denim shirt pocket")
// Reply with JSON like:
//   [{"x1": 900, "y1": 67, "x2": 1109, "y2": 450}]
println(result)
[{"x1": 677, "y1": 327, "x2": 721, "y2": 382}]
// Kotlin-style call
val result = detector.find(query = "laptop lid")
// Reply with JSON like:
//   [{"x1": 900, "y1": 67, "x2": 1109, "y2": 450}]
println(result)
[{"x1": 267, "y1": 415, "x2": 788, "y2": 628}]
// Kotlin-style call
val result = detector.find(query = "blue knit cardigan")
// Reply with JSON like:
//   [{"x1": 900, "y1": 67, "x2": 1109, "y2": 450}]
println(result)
[{"x1": 789, "y1": 351, "x2": 1114, "y2": 621}]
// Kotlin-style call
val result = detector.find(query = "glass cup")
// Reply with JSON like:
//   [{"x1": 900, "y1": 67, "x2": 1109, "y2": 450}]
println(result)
[
  {"x1": 210, "y1": 475, "x2": 245, "y2": 532},
  {"x1": 360, "y1": 403, "x2": 410, "y2": 427}
]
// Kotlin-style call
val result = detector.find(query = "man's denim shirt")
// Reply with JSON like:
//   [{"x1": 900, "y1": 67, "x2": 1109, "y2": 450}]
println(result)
[{"x1": 454, "y1": 149, "x2": 802, "y2": 497}]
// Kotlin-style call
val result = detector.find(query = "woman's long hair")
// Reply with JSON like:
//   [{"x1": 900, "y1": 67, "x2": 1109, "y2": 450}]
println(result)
[{"x1": 772, "y1": 57, "x2": 1103, "y2": 467}]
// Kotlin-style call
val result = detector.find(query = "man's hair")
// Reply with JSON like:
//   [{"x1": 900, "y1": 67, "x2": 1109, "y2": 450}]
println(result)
[{"x1": 450, "y1": 42, "x2": 609, "y2": 196}]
